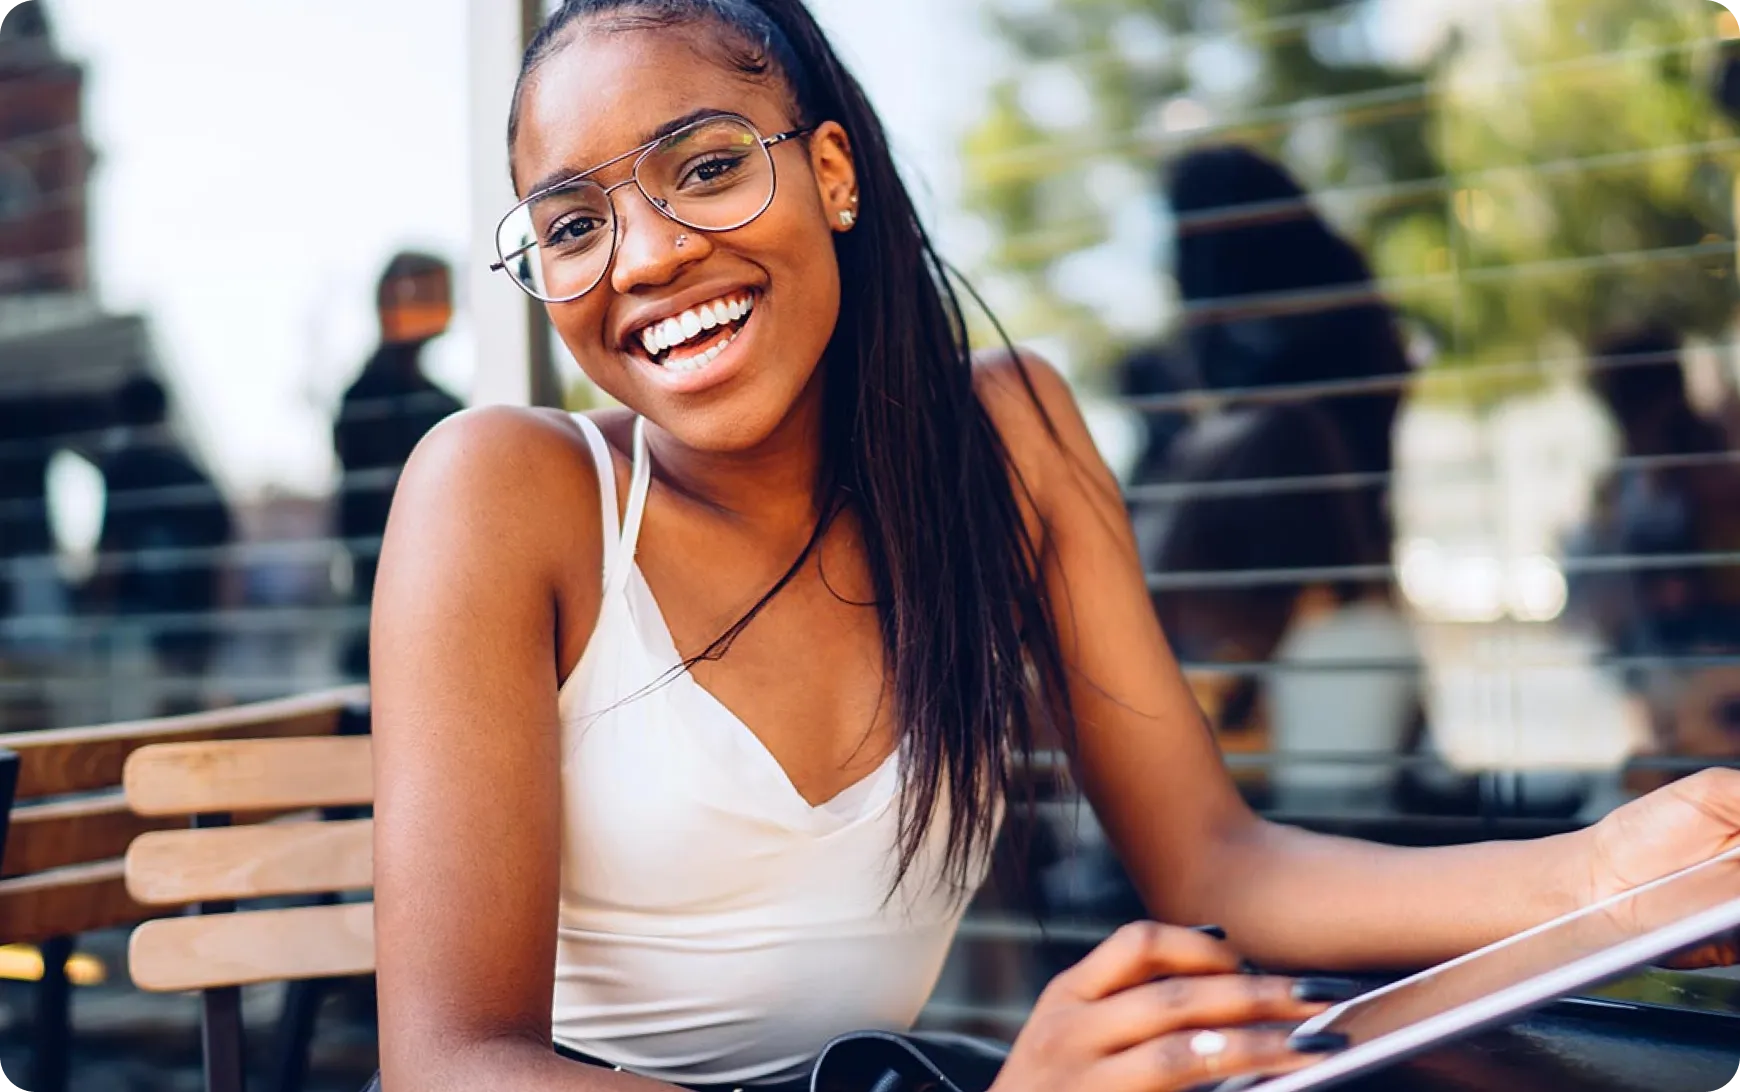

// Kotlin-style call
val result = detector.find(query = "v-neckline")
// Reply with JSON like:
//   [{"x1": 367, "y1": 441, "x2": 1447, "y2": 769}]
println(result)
[{"x1": 623, "y1": 561, "x2": 901, "y2": 817}]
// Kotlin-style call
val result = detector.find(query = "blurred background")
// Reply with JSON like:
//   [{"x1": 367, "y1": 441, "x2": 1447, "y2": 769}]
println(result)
[{"x1": 3, "y1": 0, "x2": 1740, "y2": 1087}]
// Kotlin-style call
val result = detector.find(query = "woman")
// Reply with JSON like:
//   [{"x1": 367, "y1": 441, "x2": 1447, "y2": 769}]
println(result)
[{"x1": 370, "y1": 2, "x2": 1740, "y2": 1090}]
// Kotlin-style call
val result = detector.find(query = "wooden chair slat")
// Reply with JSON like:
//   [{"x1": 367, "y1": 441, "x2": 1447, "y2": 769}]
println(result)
[
  {"x1": 0, "y1": 686, "x2": 365, "y2": 801},
  {"x1": 126, "y1": 818, "x2": 373, "y2": 905},
  {"x1": 0, "y1": 859, "x2": 163, "y2": 946},
  {"x1": 2, "y1": 793, "x2": 180, "y2": 878},
  {"x1": 124, "y1": 737, "x2": 373, "y2": 817},
  {"x1": 129, "y1": 902, "x2": 375, "y2": 993}
]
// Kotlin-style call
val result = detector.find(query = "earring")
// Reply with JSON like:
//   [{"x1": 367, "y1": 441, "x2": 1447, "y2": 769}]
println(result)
[{"x1": 838, "y1": 209, "x2": 857, "y2": 228}]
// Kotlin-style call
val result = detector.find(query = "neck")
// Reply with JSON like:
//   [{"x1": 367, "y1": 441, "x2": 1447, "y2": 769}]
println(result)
[{"x1": 643, "y1": 379, "x2": 832, "y2": 546}]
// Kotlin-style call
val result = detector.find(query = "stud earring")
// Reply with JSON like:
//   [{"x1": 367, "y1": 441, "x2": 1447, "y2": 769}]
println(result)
[{"x1": 838, "y1": 209, "x2": 857, "y2": 228}]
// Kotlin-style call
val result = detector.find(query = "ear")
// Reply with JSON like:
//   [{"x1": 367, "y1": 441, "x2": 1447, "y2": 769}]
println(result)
[{"x1": 807, "y1": 120, "x2": 859, "y2": 232}]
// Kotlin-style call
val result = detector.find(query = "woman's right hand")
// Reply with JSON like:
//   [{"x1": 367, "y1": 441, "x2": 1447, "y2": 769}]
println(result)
[{"x1": 990, "y1": 922, "x2": 1354, "y2": 1092}]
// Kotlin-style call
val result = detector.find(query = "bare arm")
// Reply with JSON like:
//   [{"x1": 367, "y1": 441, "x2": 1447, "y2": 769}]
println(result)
[
  {"x1": 370, "y1": 407, "x2": 683, "y2": 1091},
  {"x1": 977, "y1": 354, "x2": 1589, "y2": 973}
]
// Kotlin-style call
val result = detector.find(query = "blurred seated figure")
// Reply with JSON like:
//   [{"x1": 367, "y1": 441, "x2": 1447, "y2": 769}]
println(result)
[
  {"x1": 334, "y1": 251, "x2": 463, "y2": 679},
  {"x1": 92, "y1": 373, "x2": 234, "y2": 715},
  {"x1": 1566, "y1": 323, "x2": 1740, "y2": 785},
  {"x1": 1151, "y1": 404, "x2": 1419, "y2": 813},
  {"x1": 1165, "y1": 145, "x2": 1409, "y2": 496}
]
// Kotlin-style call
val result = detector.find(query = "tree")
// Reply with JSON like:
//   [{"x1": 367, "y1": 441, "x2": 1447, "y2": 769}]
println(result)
[
  {"x1": 963, "y1": 0, "x2": 1737, "y2": 407},
  {"x1": 1421, "y1": 0, "x2": 1736, "y2": 400},
  {"x1": 963, "y1": 0, "x2": 1448, "y2": 377}
]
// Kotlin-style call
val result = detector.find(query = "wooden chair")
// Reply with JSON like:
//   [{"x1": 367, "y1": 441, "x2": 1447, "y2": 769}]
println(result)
[
  {"x1": 0, "y1": 687, "x2": 366, "y2": 1092},
  {"x1": 0, "y1": 749, "x2": 17, "y2": 876},
  {"x1": 124, "y1": 722, "x2": 376, "y2": 1092}
]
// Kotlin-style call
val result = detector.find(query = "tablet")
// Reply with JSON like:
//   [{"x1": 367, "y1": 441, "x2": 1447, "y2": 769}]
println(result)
[{"x1": 1226, "y1": 844, "x2": 1740, "y2": 1092}]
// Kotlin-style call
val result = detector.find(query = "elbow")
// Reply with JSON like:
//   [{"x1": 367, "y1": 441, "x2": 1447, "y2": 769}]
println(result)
[
  {"x1": 381, "y1": 1026, "x2": 555, "y2": 1091},
  {"x1": 1167, "y1": 807, "x2": 1273, "y2": 921}
]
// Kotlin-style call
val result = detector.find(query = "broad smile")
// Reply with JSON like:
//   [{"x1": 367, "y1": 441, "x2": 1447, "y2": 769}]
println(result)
[{"x1": 630, "y1": 290, "x2": 757, "y2": 373}]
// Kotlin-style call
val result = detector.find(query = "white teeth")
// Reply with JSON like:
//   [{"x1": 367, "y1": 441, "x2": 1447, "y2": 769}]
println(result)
[
  {"x1": 664, "y1": 330, "x2": 737, "y2": 373},
  {"x1": 633, "y1": 292, "x2": 755, "y2": 366}
]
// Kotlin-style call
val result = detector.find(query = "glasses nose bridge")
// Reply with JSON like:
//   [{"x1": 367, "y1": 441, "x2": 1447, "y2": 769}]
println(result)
[{"x1": 601, "y1": 167, "x2": 678, "y2": 227}]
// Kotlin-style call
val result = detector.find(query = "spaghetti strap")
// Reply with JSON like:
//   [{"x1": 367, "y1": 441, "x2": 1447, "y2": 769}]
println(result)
[
  {"x1": 603, "y1": 417, "x2": 652, "y2": 604},
  {"x1": 569, "y1": 413, "x2": 622, "y2": 592}
]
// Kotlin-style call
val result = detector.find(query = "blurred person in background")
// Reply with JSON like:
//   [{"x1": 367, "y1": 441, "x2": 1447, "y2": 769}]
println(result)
[
  {"x1": 1566, "y1": 323, "x2": 1740, "y2": 786},
  {"x1": 0, "y1": 388, "x2": 104, "y2": 687},
  {"x1": 367, "y1": 5, "x2": 1740, "y2": 1092},
  {"x1": 333, "y1": 251, "x2": 463, "y2": 679},
  {"x1": 1150, "y1": 403, "x2": 1418, "y2": 813},
  {"x1": 1140, "y1": 145, "x2": 1423, "y2": 801},
  {"x1": 89, "y1": 373, "x2": 233, "y2": 715},
  {"x1": 1162, "y1": 145, "x2": 1409, "y2": 547}
]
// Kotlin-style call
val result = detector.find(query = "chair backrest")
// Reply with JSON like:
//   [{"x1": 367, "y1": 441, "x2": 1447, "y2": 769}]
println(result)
[
  {"x1": 123, "y1": 733, "x2": 376, "y2": 994},
  {"x1": 0, "y1": 749, "x2": 17, "y2": 887},
  {"x1": 0, "y1": 687, "x2": 367, "y2": 948}
]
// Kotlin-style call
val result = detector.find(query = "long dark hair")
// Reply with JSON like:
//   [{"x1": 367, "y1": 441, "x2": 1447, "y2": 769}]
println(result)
[{"x1": 511, "y1": 0, "x2": 1072, "y2": 898}]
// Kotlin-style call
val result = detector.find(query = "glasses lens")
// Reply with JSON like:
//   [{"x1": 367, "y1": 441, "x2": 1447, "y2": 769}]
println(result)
[
  {"x1": 639, "y1": 116, "x2": 776, "y2": 232},
  {"x1": 497, "y1": 179, "x2": 614, "y2": 301}
]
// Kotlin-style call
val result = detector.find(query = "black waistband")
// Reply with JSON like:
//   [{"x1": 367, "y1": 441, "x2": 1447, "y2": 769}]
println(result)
[{"x1": 555, "y1": 1043, "x2": 812, "y2": 1092}]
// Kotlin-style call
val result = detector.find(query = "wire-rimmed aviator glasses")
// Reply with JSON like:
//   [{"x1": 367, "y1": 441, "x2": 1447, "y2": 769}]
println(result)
[{"x1": 490, "y1": 113, "x2": 813, "y2": 303}]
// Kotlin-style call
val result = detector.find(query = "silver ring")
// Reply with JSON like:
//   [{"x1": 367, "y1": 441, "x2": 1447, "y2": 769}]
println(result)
[{"x1": 1189, "y1": 1030, "x2": 1229, "y2": 1074}]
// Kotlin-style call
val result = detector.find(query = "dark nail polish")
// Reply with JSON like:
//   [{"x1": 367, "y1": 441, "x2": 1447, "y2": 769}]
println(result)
[
  {"x1": 1238, "y1": 959, "x2": 1265, "y2": 976},
  {"x1": 1190, "y1": 924, "x2": 1228, "y2": 940},
  {"x1": 1287, "y1": 1032, "x2": 1351, "y2": 1055},
  {"x1": 1291, "y1": 978, "x2": 1363, "y2": 1004}
]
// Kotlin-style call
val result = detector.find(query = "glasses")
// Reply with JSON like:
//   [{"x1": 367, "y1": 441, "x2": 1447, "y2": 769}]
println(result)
[{"x1": 491, "y1": 113, "x2": 812, "y2": 303}]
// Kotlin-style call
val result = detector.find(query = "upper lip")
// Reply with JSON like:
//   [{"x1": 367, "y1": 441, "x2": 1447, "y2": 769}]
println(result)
[{"x1": 615, "y1": 284, "x2": 759, "y2": 354}]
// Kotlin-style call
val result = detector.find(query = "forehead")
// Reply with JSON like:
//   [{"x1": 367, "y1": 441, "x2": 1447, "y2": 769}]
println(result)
[{"x1": 512, "y1": 24, "x2": 793, "y2": 195}]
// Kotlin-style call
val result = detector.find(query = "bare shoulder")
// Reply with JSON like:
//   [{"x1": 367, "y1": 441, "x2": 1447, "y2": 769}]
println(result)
[
  {"x1": 387, "y1": 404, "x2": 604, "y2": 590},
  {"x1": 972, "y1": 346, "x2": 1120, "y2": 515}
]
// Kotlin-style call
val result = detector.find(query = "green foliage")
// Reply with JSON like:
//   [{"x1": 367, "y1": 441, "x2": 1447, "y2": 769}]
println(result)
[{"x1": 963, "y1": 0, "x2": 1738, "y2": 406}]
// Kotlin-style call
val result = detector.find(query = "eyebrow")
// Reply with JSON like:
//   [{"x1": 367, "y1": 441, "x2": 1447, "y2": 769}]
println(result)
[{"x1": 522, "y1": 107, "x2": 744, "y2": 199}]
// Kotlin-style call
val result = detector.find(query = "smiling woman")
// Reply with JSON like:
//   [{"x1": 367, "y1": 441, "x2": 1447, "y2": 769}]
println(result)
[{"x1": 363, "y1": 3, "x2": 1740, "y2": 1092}]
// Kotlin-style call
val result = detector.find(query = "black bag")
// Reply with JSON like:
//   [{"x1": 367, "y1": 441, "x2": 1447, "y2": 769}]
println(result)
[
  {"x1": 810, "y1": 1031, "x2": 1008, "y2": 1092},
  {"x1": 362, "y1": 1032, "x2": 1008, "y2": 1092}
]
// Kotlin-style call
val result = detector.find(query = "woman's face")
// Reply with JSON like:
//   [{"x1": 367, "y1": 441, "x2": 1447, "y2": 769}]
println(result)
[{"x1": 510, "y1": 23, "x2": 857, "y2": 452}]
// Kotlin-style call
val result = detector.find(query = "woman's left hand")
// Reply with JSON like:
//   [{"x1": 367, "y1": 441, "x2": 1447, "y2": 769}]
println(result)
[{"x1": 1584, "y1": 767, "x2": 1740, "y2": 968}]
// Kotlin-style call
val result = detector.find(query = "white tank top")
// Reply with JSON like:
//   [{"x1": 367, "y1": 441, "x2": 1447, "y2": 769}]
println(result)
[{"x1": 551, "y1": 414, "x2": 988, "y2": 1087}]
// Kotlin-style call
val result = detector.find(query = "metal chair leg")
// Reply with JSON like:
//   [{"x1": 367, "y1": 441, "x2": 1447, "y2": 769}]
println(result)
[
  {"x1": 203, "y1": 985, "x2": 248, "y2": 1092},
  {"x1": 29, "y1": 935, "x2": 75, "y2": 1092},
  {"x1": 270, "y1": 978, "x2": 328, "y2": 1092}
]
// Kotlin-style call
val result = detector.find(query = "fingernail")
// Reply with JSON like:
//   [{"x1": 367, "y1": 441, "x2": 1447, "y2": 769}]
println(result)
[
  {"x1": 1190, "y1": 924, "x2": 1228, "y2": 940},
  {"x1": 1291, "y1": 978, "x2": 1363, "y2": 1003},
  {"x1": 1287, "y1": 1032, "x2": 1350, "y2": 1055}
]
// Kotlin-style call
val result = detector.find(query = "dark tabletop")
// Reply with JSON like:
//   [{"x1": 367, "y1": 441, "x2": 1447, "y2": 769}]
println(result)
[{"x1": 1329, "y1": 999, "x2": 1740, "y2": 1092}]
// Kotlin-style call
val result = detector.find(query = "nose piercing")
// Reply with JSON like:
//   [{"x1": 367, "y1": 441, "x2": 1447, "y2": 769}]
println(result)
[{"x1": 676, "y1": 233, "x2": 689, "y2": 249}]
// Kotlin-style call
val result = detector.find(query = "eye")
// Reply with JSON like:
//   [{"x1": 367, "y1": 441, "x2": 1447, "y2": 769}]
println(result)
[
  {"x1": 545, "y1": 214, "x2": 607, "y2": 251},
  {"x1": 679, "y1": 152, "x2": 750, "y2": 189}
]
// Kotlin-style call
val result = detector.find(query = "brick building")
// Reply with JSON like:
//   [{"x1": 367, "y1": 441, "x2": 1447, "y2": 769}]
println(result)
[{"x1": 0, "y1": 0, "x2": 89, "y2": 296}]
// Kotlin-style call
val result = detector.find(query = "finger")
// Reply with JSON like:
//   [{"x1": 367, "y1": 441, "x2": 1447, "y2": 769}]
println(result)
[
  {"x1": 1048, "y1": 921, "x2": 1243, "y2": 1003},
  {"x1": 1661, "y1": 930, "x2": 1740, "y2": 970},
  {"x1": 1093, "y1": 1027, "x2": 1342, "y2": 1092},
  {"x1": 1080, "y1": 974, "x2": 1346, "y2": 1054}
]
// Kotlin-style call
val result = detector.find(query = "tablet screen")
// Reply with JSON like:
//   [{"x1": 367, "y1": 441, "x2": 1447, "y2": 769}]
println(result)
[{"x1": 1305, "y1": 846, "x2": 1740, "y2": 1048}]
